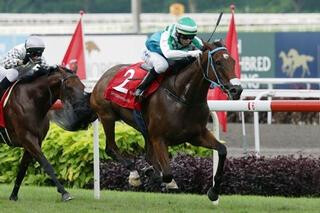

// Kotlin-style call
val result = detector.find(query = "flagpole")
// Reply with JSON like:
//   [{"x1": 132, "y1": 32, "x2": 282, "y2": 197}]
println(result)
[{"x1": 79, "y1": 10, "x2": 87, "y2": 80}]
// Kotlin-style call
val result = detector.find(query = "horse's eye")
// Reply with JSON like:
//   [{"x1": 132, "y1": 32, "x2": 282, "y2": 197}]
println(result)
[{"x1": 215, "y1": 61, "x2": 221, "y2": 66}]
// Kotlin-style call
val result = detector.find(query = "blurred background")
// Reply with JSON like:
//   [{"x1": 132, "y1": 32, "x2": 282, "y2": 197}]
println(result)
[
  {"x1": 0, "y1": 0, "x2": 319, "y2": 156},
  {"x1": 1, "y1": 0, "x2": 320, "y2": 13}
]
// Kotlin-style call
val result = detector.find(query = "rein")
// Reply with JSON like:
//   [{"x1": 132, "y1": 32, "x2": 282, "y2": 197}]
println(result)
[
  {"x1": 162, "y1": 46, "x2": 231, "y2": 106},
  {"x1": 47, "y1": 72, "x2": 78, "y2": 106},
  {"x1": 162, "y1": 87, "x2": 207, "y2": 107},
  {"x1": 202, "y1": 47, "x2": 227, "y2": 89}
]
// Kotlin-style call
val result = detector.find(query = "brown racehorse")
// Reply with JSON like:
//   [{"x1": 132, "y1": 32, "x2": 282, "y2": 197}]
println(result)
[
  {"x1": 1, "y1": 66, "x2": 91, "y2": 201},
  {"x1": 80, "y1": 41, "x2": 242, "y2": 202}
]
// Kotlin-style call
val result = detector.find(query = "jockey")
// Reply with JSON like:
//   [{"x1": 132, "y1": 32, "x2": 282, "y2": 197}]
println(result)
[
  {"x1": 134, "y1": 16, "x2": 204, "y2": 97},
  {"x1": 0, "y1": 35, "x2": 48, "y2": 94}
]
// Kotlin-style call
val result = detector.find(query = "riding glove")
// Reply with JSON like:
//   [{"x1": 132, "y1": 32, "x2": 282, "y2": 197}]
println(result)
[
  {"x1": 22, "y1": 53, "x2": 30, "y2": 65},
  {"x1": 188, "y1": 50, "x2": 202, "y2": 58}
]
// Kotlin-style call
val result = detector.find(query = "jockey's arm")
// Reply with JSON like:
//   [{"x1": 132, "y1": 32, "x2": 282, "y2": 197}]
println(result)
[
  {"x1": 2, "y1": 47, "x2": 24, "y2": 69},
  {"x1": 191, "y1": 36, "x2": 204, "y2": 50},
  {"x1": 160, "y1": 31, "x2": 192, "y2": 60}
]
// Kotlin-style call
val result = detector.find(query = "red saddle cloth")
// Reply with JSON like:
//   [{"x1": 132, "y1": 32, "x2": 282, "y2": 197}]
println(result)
[
  {"x1": 104, "y1": 62, "x2": 163, "y2": 110},
  {"x1": 0, "y1": 85, "x2": 14, "y2": 128}
]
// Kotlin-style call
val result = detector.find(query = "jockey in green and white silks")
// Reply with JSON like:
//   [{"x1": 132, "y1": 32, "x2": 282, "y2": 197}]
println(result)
[
  {"x1": 134, "y1": 16, "x2": 204, "y2": 98},
  {"x1": 0, "y1": 36, "x2": 49, "y2": 94}
]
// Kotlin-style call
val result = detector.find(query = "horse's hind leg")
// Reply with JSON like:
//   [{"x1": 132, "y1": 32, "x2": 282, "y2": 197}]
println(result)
[
  {"x1": 9, "y1": 151, "x2": 32, "y2": 201},
  {"x1": 189, "y1": 129, "x2": 227, "y2": 203},
  {"x1": 100, "y1": 116, "x2": 134, "y2": 170},
  {"x1": 100, "y1": 116, "x2": 141, "y2": 186}
]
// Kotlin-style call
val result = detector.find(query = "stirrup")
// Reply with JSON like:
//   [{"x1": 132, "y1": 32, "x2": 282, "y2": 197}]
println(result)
[{"x1": 134, "y1": 88, "x2": 145, "y2": 97}]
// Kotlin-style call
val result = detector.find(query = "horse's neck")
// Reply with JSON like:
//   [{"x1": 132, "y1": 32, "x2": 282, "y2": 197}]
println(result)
[
  {"x1": 165, "y1": 53, "x2": 210, "y2": 103},
  {"x1": 35, "y1": 74, "x2": 61, "y2": 107}
]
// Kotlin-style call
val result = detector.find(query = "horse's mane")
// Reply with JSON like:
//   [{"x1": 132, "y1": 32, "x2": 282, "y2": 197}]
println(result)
[
  {"x1": 19, "y1": 66, "x2": 51, "y2": 84},
  {"x1": 19, "y1": 66, "x2": 74, "y2": 84},
  {"x1": 202, "y1": 40, "x2": 224, "y2": 51}
]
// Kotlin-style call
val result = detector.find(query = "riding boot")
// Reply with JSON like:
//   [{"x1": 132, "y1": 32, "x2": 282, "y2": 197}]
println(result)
[
  {"x1": 0, "y1": 77, "x2": 12, "y2": 97},
  {"x1": 134, "y1": 68, "x2": 158, "y2": 97}
]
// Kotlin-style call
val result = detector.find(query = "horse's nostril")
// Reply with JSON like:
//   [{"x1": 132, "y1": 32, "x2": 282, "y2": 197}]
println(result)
[{"x1": 230, "y1": 88, "x2": 238, "y2": 94}]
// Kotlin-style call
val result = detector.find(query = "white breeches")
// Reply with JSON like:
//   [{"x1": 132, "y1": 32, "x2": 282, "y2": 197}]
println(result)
[
  {"x1": 0, "y1": 66, "x2": 19, "y2": 82},
  {"x1": 141, "y1": 49, "x2": 169, "y2": 74}
]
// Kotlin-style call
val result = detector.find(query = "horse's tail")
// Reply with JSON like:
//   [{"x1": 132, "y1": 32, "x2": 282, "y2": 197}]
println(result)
[{"x1": 49, "y1": 92, "x2": 98, "y2": 131}]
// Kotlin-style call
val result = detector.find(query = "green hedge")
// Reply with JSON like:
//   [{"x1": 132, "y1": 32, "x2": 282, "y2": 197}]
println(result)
[{"x1": 0, "y1": 122, "x2": 212, "y2": 188}]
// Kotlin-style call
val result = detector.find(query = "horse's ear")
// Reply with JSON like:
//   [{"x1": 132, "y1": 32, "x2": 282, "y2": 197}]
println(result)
[
  {"x1": 219, "y1": 39, "x2": 226, "y2": 46},
  {"x1": 48, "y1": 64, "x2": 59, "y2": 73},
  {"x1": 212, "y1": 39, "x2": 225, "y2": 47}
]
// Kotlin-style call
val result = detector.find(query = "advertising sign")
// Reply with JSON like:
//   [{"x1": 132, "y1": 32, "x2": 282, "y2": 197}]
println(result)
[
  {"x1": 275, "y1": 32, "x2": 320, "y2": 88},
  {"x1": 200, "y1": 32, "x2": 275, "y2": 89},
  {"x1": 238, "y1": 33, "x2": 275, "y2": 89},
  {"x1": 42, "y1": 34, "x2": 147, "y2": 80}
]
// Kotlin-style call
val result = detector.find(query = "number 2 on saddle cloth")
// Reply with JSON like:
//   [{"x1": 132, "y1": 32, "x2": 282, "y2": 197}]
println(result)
[{"x1": 104, "y1": 62, "x2": 163, "y2": 110}]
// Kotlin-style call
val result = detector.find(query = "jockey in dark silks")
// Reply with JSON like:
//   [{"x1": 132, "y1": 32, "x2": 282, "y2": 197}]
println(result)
[
  {"x1": 134, "y1": 16, "x2": 204, "y2": 98},
  {"x1": 0, "y1": 36, "x2": 49, "y2": 95}
]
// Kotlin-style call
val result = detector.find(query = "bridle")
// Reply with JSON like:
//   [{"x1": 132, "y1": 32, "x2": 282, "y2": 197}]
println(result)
[
  {"x1": 164, "y1": 46, "x2": 235, "y2": 105},
  {"x1": 47, "y1": 68, "x2": 79, "y2": 106},
  {"x1": 201, "y1": 46, "x2": 228, "y2": 90}
]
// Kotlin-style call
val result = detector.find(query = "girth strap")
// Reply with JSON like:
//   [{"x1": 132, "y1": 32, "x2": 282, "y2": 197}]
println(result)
[
  {"x1": 132, "y1": 109, "x2": 148, "y2": 141},
  {"x1": 0, "y1": 127, "x2": 13, "y2": 146}
]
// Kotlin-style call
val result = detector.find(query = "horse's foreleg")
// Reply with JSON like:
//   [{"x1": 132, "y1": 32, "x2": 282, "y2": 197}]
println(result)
[
  {"x1": 190, "y1": 129, "x2": 227, "y2": 203},
  {"x1": 36, "y1": 154, "x2": 72, "y2": 201},
  {"x1": 9, "y1": 151, "x2": 32, "y2": 201},
  {"x1": 150, "y1": 139, "x2": 178, "y2": 190},
  {"x1": 23, "y1": 138, "x2": 72, "y2": 202},
  {"x1": 142, "y1": 140, "x2": 162, "y2": 182},
  {"x1": 151, "y1": 138, "x2": 173, "y2": 183}
]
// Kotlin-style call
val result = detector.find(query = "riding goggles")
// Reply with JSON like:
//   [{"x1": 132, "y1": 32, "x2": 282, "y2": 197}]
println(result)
[
  {"x1": 179, "y1": 34, "x2": 195, "y2": 40},
  {"x1": 27, "y1": 48, "x2": 44, "y2": 57}
]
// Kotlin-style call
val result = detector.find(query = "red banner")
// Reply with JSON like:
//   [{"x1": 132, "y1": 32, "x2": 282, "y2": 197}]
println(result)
[
  {"x1": 208, "y1": 5, "x2": 240, "y2": 132},
  {"x1": 62, "y1": 12, "x2": 86, "y2": 79},
  {"x1": 225, "y1": 5, "x2": 241, "y2": 79}
]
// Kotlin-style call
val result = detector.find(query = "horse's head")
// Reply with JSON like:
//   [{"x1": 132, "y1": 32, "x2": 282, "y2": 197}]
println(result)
[
  {"x1": 201, "y1": 40, "x2": 243, "y2": 100},
  {"x1": 52, "y1": 66, "x2": 86, "y2": 103},
  {"x1": 48, "y1": 66, "x2": 96, "y2": 131}
]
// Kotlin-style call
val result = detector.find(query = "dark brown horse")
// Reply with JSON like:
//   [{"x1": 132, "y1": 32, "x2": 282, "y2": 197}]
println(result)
[
  {"x1": 82, "y1": 41, "x2": 242, "y2": 202},
  {"x1": 1, "y1": 65, "x2": 90, "y2": 201}
]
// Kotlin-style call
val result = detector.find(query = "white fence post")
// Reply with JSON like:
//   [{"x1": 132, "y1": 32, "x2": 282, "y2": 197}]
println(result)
[{"x1": 93, "y1": 119, "x2": 100, "y2": 199}]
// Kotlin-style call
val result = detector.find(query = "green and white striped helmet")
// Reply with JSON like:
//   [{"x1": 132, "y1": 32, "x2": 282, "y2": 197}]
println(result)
[{"x1": 176, "y1": 17, "x2": 197, "y2": 35}]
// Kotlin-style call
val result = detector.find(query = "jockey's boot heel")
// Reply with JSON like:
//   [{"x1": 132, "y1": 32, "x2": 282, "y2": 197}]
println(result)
[
  {"x1": 134, "y1": 68, "x2": 158, "y2": 98},
  {"x1": 0, "y1": 77, "x2": 12, "y2": 97}
]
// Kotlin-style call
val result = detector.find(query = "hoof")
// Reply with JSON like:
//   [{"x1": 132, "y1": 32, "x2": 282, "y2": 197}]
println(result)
[
  {"x1": 165, "y1": 179, "x2": 179, "y2": 190},
  {"x1": 129, "y1": 170, "x2": 142, "y2": 187},
  {"x1": 62, "y1": 192, "x2": 73, "y2": 202},
  {"x1": 9, "y1": 195, "x2": 18, "y2": 201},
  {"x1": 142, "y1": 166, "x2": 155, "y2": 177},
  {"x1": 212, "y1": 198, "x2": 219, "y2": 205},
  {"x1": 207, "y1": 187, "x2": 219, "y2": 202}
]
